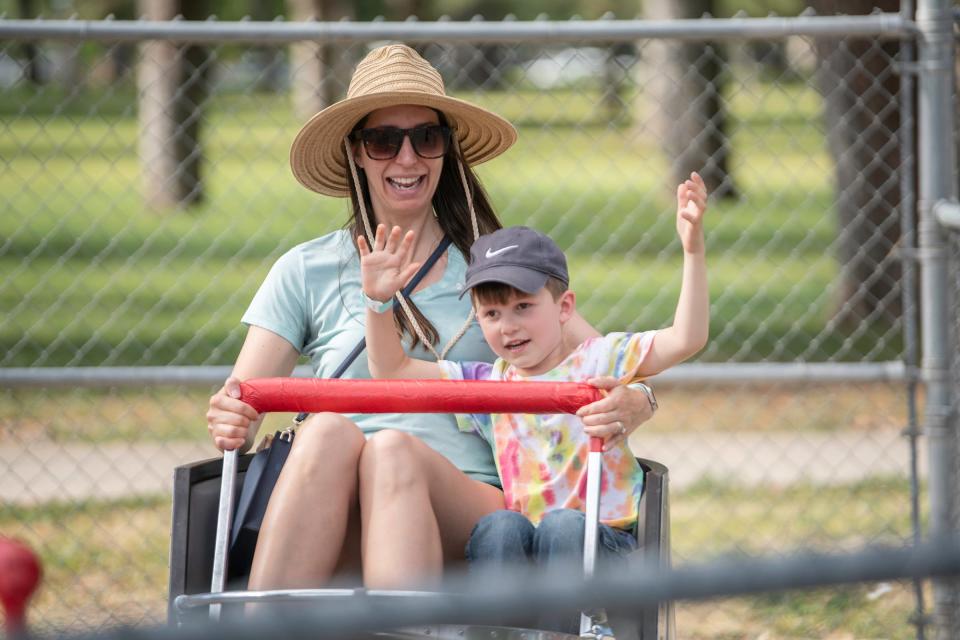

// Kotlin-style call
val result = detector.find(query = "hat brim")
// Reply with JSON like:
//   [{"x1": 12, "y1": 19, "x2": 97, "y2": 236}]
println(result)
[
  {"x1": 459, "y1": 266, "x2": 551, "y2": 299},
  {"x1": 290, "y1": 92, "x2": 518, "y2": 197}
]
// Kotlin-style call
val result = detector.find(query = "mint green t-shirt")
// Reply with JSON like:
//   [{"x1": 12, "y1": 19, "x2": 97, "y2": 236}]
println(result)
[{"x1": 242, "y1": 229, "x2": 500, "y2": 486}]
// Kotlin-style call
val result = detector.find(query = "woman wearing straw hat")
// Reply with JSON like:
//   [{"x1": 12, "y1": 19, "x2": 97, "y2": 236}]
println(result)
[{"x1": 206, "y1": 44, "x2": 655, "y2": 590}]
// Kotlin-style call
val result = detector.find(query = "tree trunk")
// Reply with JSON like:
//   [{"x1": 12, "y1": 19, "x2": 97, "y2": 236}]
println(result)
[
  {"x1": 101, "y1": 0, "x2": 136, "y2": 85},
  {"x1": 249, "y1": 0, "x2": 285, "y2": 93},
  {"x1": 639, "y1": 0, "x2": 736, "y2": 199},
  {"x1": 602, "y1": 43, "x2": 633, "y2": 125},
  {"x1": 287, "y1": 0, "x2": 355, "y2": 121},
  {"x1": 136, "y1": 0, "x2": 210, "y2": 209},
  {"x1": 430, "y1": 1, "x2": 508, "y2": 91},
  {"x1": 17, "y1": 0, "x2": 45, "y2": 85},
  {"x1": 383, "y1": 0, "x2": 426, "y2": 20},
  {"x1": 809, "y1": 0, "x2": 903, "y2": 326}
]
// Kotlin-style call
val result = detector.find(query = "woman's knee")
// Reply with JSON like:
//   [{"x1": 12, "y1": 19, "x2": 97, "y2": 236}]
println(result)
[
  {"x1": 533, "y1": 509, "x2": 585, "y2": 560},
  {"x1": 466, "y1": 510, "x2": 534, "y2": 563},
  {"x1": 287, "y1": 412, "x2": 365, "y2": 474},
  {"x1": 358, "y1": 429, "x2": 426, "y2": 494}
]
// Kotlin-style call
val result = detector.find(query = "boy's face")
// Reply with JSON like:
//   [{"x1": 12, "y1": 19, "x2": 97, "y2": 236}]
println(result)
[{"x1": 474, "y1": 286, "x2": 575, "y2": 376}]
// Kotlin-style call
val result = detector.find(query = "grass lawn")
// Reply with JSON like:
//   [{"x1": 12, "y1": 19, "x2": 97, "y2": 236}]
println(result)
[
  {"x1": 1, "y1": 80, "x2": 904, "y2": 368},
  {"x1": 2, "y1": 68, "x2": 920, "y2": 639},
  {"x1": 1, "y1": 477, "x2": 924, "y2": 637}
]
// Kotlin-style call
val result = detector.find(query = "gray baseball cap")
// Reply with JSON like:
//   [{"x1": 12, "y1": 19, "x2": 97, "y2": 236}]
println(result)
[{"x1": 461, "y1": 226, "x2": 569, "y2": 298}]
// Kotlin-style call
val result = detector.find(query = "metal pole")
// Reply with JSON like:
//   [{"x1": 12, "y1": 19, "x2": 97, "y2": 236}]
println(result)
[
  {"x1": 917, "y1": 0, "x2": 958, "y2": 638},
  {"x1": 897, "y1": 0, "x2": 928, "y2": 635},
  {"x1": 209, "y1": 449, "x2": 239, "y2": 621},
  {"x1": 579, "y1": 437, "x2": 603, "y2": 637},
  {"x1": 0, "y1": 361, "x2": 909, "y2": 388},
  {"x1": 0, "y1": 15, "x2": 915, "y2": 44},
  {"x1": 161, "y1": 542, "x2": 960, "y2": 640}
]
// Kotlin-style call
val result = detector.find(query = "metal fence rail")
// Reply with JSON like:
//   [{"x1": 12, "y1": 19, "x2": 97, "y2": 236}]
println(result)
[
  {"x1": 54, "y1": 540, "x2": 960, "y2": 640},
  {"x1": 0, "y1": 361, "x2": 911, "y2": 387},
  {"x1": 0, "y1": 13, "x2": 915, "y2": 43},
  {"x1": 1, "y1": 5, "x2": 957, "y2": 638}
]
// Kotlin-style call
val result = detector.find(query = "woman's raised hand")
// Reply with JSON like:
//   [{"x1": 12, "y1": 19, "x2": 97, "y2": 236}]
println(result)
[
  {"x1": 676, "y1": 171, "x2": 708, "y2": 254},
  {"x1": 358, "y1": 224, "x2": 422, "y2": 304},
  {"x1": 207, "y1": 375, "x2": 261, "y2": 452}
]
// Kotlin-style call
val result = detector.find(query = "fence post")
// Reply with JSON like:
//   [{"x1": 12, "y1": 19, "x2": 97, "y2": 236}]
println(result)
[{"x1": 916, "y1": 0, "x2": 959, "y2": 638}]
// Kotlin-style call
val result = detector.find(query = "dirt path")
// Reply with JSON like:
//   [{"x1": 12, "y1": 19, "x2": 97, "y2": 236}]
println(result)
[{"x1": 1, "y1": 429, "x2": 924, "y2": 506}]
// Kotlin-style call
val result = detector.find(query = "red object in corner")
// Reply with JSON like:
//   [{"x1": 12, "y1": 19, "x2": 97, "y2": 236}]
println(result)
[
  {"x1": 0, "y1": 537, "x2": 42, "y2": 635},
  {"x1": 239, "y1": 378, "x2": 603, "y2": 416}
]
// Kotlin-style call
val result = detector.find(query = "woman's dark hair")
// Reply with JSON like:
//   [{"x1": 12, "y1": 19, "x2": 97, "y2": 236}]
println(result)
[{"x1": 346, "y1": 110, "x2": 502, "y2": 349}]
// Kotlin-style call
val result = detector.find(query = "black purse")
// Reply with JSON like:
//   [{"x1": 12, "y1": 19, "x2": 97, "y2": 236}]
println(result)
[
  {"x1": 228, "y1": 428, "x2": 294, "y2": 577},
  {"x1": 227, "y1": 236, "x2": 453, "y2": 578}
]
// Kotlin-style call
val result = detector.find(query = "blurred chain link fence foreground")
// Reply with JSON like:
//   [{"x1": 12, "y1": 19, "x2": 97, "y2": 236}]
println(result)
[{"x1": 1, "y1": 7, "x2": 958, "y2": 639}]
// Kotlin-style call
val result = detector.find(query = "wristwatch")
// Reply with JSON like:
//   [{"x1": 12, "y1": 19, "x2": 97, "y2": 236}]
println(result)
[
  {"x1": 627, "y1": 381, "x2": 658, "y2": 414},
  {"x1": 361, "y1": 291, "x2": 393, "y2": 314}
]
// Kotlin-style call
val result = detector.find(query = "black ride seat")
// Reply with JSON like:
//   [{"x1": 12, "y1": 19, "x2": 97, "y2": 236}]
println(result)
[{"x1": 168, "y1": 456, "x2": 674, "y2": 638}]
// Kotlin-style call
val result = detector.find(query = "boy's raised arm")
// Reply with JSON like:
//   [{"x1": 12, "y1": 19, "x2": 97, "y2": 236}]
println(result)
[
  {"x1": 635, "y1": 172, "x2": 710, "y2": 378},
  {"x1": 359, "y1": 224, "x2": 443, "y2": 380}
]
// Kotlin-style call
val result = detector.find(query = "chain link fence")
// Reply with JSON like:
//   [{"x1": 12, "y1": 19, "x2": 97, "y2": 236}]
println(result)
[{"x1": 1, "y1": 9, "x2": 956, "y2": 638}]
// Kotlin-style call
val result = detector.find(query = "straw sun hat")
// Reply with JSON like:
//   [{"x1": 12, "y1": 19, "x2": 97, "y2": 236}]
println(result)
[{"x1": 289, "y1": 44, "x2": 518, "y2": 197}]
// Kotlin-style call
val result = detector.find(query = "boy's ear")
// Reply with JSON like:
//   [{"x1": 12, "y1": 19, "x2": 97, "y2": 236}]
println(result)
[{"x1": 558, "y1": 290, "x2": 576, "y2": 323}]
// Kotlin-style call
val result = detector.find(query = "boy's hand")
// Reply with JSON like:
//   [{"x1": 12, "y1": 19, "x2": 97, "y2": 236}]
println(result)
[
  {"x1": 358, "y1": 224, "x2": 421, "y2": 303},
  {"x1": 676, "y1": 171, "x2": 708, "y2": 254}
]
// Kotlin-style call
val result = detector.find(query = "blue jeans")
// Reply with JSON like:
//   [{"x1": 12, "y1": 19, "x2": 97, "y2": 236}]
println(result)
[{"x1": 465, "y1": 509, "x2": 638, "y2": 632}]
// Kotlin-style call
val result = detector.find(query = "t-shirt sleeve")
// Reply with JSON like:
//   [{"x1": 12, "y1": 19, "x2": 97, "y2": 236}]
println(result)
[
  {"x1": 604, "y1": 331, "x2": 657, "y2": 381},
  {"x1": 437, "y1": 360, "x2": 494, "y2": 439},
  {"x1": 241, "y1": 248, "x2": 308, "y2": 352}
]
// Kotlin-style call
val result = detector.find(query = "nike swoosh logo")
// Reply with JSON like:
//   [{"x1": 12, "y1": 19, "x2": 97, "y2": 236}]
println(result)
[{"x1": 485, "y1": 245, "x2": 519, "y2": 258}]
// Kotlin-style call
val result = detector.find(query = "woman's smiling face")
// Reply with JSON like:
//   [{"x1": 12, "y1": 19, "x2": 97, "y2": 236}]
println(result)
[{"x1": 354, "y1": 105, "x2": 445, "y2": 222}]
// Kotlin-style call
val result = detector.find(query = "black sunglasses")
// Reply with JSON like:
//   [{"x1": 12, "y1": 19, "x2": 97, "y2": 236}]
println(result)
[{"x1": 352, "y1": 124, "x2": 453, "y2": 160}]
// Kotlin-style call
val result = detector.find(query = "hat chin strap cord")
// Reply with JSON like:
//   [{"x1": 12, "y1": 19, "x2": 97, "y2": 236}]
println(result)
[
  {"x1": 343, "y1": 136, "x2": 477, "y2": 361},
  {"x1": 452, "y1": 138, "x2": 480, "y2": 242}
]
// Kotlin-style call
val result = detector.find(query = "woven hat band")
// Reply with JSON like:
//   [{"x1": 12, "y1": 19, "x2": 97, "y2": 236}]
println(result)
[{"x1": 347, "y1": 73, "x2": 447, "y2": 100}]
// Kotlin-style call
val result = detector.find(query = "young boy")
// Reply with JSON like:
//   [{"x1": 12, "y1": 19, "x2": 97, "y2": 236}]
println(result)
[{"x1": 358, "y1": 173, "x2": 708, "y2": 572}]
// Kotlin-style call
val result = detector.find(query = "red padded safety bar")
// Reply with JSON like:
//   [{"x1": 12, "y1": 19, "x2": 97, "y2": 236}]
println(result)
[{"x1": 239, "y1": 378, "x2": 603, "y2": 415}]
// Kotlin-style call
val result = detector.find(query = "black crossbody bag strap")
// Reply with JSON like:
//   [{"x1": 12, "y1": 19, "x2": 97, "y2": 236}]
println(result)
[
  {"x1": 292, "y1": 235, "x2": 454, "y2": 425},
  {"x1": 228, "y1": 236, "x2": 455, "y2": 577}
]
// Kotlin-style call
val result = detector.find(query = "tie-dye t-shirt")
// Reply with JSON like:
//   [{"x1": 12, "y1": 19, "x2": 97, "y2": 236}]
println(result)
[{"x1": 437, "y1": 332, "x2": 655, "y2": 529}]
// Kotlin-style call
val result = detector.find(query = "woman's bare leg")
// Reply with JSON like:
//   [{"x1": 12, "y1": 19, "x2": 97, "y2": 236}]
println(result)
[
  {"x1": 357, "y1": 429, "x2": 504, "y2": 588},
  {"x1": 248, "y1": 413, "x2": 366, "y2": 589}
]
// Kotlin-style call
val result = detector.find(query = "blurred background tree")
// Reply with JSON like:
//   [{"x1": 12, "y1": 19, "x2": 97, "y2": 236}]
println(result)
[
  {"x1": 135, "y1": 0, "x2": 211, "y2": 209},
  {"x1": 808, "y1": 0, "x2": 905, "y2": 328},
  {"x1": 639, "y1": 0, "x2": 737, "y2": 200},
  {"x1": 7, "y1": 0, "x2": 913, "y2": 328},
  {"x1": 287, "y1": 0, "x2": 355, "y2": 119}
]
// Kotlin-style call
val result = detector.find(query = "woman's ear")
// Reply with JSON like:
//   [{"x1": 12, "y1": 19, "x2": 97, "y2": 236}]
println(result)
[
  {"x1": 558, "y1": 290, "x2": 576, "y2": 324},
  {"x1": 353, "y1": 142, "x2": 365, "y2": 169}
]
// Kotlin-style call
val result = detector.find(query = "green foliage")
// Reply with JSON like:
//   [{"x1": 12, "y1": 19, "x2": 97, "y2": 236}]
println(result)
[
  {"x1": 674, "y1": 475, "x2": 921, "y2": 559},
  {"x1": 0, "y1": 476, "x2": 924, "y2": 633},
  {"x1": 0, "y1": 73, "x2": 903, "y2": 367},
  {"x1": 713, "y1": 0, "x2": 806, "y2": 17}
]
